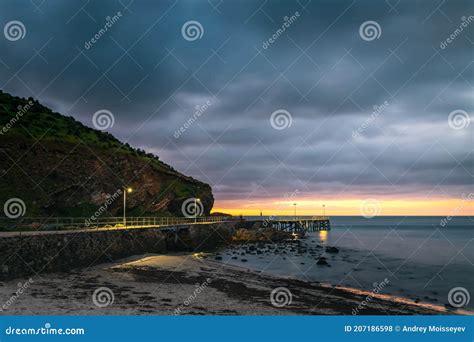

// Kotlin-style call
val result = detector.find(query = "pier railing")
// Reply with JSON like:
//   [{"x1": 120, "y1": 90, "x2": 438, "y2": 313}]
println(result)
[
  {"x1": 269, "y1": 216, "x2": 330, "y2": 221},
  {"x1": 0, "y1": 216, "x2": 230, "y2": 232}
]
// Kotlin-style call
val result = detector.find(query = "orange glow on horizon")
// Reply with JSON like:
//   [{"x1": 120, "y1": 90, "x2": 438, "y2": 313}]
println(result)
[{"x1": 212, "y1": 197, "x2": 473, "y2": 216}]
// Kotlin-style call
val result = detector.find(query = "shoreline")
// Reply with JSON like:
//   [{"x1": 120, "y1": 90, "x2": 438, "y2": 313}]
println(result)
[
  {"x1": 220, "y1": 225, "x2": 474, "y2": 312},
  {"x1": 204, "y1": 255, "x2": 472, "y2": 316},
  {"x1": 0, "y1": 253, "x2": 470, "y2": 316}
]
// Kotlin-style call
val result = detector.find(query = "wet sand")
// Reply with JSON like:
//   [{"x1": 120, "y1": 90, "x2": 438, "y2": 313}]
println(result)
[{"x1": 0, "y1": 253, "x2": 469, "y2": 315}]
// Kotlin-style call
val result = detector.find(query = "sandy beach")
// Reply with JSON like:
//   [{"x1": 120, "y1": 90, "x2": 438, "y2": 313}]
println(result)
[{"x1": 0, "y1": 252, "x2": 468, "y2": 316}]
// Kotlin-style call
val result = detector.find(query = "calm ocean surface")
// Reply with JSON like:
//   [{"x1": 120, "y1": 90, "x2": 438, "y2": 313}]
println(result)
[{"x1": 222, "y1": 216, "x2": 474, "y2": 309}]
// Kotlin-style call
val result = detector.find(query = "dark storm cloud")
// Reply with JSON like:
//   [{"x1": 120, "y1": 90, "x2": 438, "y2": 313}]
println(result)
[{"x1": 0, "y1": 0, "x2": 472, "y2": 202}]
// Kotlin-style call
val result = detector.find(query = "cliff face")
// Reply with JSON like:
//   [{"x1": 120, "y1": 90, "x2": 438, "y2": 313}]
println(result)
[{"x1": 0, "y1": 91, "x2": 213, "y2": 217}]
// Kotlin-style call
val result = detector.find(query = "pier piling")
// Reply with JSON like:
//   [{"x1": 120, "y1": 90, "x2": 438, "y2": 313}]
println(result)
[{"x1": 269, "y1": 217, "x2": 330, "y2": 233}]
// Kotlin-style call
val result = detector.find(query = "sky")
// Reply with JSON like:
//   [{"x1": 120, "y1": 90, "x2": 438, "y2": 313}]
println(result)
[{"x1": 0, "y1": 0, "x2": 472, "y2": 216}]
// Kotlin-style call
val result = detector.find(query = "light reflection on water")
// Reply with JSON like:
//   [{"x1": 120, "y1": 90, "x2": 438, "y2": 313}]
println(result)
[{"x1": 318, "y1": 230, "x2": 328, "y2": 242}]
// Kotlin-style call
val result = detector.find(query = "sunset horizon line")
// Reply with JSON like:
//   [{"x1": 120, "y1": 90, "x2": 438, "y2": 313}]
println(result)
[{"x1": 212, "y1": 197, "x2": 473, "y2": 216}]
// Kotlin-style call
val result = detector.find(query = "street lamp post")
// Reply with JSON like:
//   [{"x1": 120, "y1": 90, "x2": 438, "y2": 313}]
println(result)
[
  {"x1": 323, "y1": 204, "x2": 326, "y2": 217},
  {"x1": 123, "y1": 187, "x2": 133, "y2": 226},
  {"x1": 293, "y1": 203, "x2": 297, "y2": 220},
  {"x1": 194, "y1": 198, "x2": 201, "y2": 223}
]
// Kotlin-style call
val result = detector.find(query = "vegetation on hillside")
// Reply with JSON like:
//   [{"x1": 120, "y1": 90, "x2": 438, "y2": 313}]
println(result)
[
  {"x1": 0, "y1": 90, "x2": 213, "y2": 220},
  {"x1": 0, "y1": 90, "x2": 185, "y2": 176}
]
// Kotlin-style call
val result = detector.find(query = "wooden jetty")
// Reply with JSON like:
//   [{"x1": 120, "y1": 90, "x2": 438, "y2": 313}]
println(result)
[{"x1": 269, "y1": 217, "x2": 330, "y2": 232}]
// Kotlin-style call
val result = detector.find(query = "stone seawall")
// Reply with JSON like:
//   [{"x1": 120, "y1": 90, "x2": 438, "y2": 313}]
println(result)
[{"x1": 0, "y1": 222, "x2": 235, "y2": 281}]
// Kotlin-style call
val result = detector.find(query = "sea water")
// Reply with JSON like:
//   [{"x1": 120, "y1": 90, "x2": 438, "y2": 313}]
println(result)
[{"x1": 221, "y1": 216, "x2": 474, "y2": 310}]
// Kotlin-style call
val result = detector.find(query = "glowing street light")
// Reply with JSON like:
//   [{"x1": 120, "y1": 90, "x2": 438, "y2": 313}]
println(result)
[{"x1": 123, "y1": 187, "x2": 133, "y2": 226}]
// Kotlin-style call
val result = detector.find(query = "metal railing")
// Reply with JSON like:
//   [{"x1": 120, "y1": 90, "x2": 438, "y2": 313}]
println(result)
[
  {"x1": 0, "y1": 216, "x2": 230, "y2": 232},
  {"x1": 269, "y1": 216, "x2": 330, "y2": 221}
]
